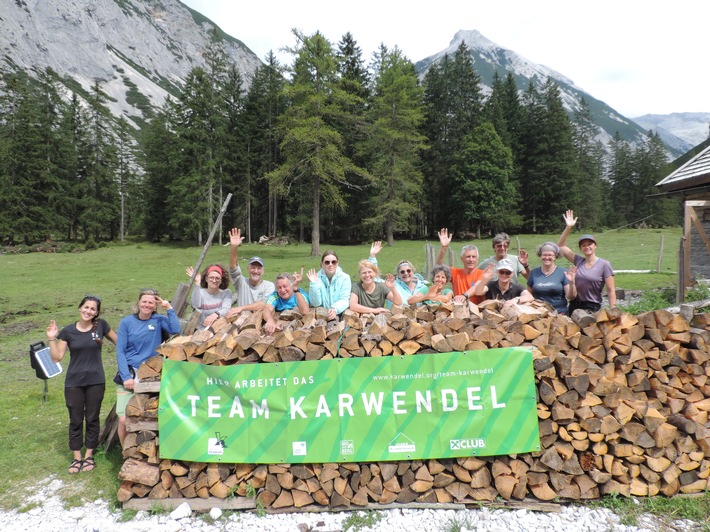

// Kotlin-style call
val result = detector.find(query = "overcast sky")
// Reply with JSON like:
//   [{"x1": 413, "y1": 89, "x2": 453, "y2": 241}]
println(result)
[{"x1": 181, "y1": 0, "x2": 707, "y2": 118}]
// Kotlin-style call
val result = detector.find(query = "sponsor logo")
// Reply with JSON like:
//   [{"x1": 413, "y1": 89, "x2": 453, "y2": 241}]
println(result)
[
  {"x1": 292, "y1": 441, "x2": 307, "y2": 456},
  {"x1": 388, "y1": 432, "x2": 416, "y2": 453},
  {"x1": 208, "y1": 438, "x2": 225, "y2": 455},
  {"x1": 450, "y1": 438, "x2": 486, "y2": 450},
  {"x1": 340, "y1": 440, "x2": 354, "y2": 455}
]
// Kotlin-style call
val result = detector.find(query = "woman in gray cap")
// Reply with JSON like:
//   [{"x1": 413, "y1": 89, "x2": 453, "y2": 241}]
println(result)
[{"x1": 557, "y1": 209, "x2": 616, "y2": 313}]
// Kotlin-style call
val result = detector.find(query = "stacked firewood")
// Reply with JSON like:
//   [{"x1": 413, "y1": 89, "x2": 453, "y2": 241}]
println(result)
[{"x1": 117, "y1": 301, "x2": 710, "y2": 508}]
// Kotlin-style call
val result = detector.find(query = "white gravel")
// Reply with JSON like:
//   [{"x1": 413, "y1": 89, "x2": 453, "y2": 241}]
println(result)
[{"x1": 0, "y1": 477, "x2": 701, "y2": 531}]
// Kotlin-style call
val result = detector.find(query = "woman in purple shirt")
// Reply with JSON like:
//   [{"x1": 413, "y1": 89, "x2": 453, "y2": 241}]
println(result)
[{"x1": 558, "y1": 210, "x2": 616, "y2": 313}]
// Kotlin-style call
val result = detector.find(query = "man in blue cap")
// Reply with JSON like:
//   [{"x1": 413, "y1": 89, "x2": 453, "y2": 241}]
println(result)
[{"x1": 226, "y1": 228, "x2": 275, "y2": 317}]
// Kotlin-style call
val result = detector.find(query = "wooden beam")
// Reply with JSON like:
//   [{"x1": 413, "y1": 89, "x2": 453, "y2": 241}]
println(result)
[
  {"x1": 686, "y1": 201, "x2": 710, "y2": 207},
  {"x1": 689, "y1": 207, "x2": 710, "y2": 255}
]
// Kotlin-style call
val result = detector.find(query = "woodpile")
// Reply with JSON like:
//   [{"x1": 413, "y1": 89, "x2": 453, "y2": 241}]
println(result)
[{"x1": 117, "y1": 300, "x2": 710, "y2": 509}]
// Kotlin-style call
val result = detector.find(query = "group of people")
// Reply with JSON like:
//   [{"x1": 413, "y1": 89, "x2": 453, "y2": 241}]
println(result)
[{"x1": 45, "y1": 210, "x2": 615, "y2": 474}]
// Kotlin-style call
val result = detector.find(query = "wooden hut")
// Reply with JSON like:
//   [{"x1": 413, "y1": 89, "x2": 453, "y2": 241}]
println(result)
[{"x1": 656, "y1": 142, "x2": 710, "y2": 299}]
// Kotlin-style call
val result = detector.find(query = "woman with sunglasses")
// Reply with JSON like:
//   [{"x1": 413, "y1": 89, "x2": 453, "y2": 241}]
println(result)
[
  {"x1": 472, "y1": 259, "x2": 533, "y2": 308},
  {"x1": 557, "y1": 209, "x2": 616, "y2": 313},
  {"x1": 185, "y1": 264, "x2": 232, "y2": 328},
  {"x1": 46, "y1": 295, "x2": 117, "y2": 474},
  {"x1": 367, "y1": 241, "x2": 427, "y2": 306},
  {"x1": 307, "y1": 250, "x2": 351, "y2": 320},
  {"x1": 115, "y1": 288, "x2": 180, "y2": 445}
]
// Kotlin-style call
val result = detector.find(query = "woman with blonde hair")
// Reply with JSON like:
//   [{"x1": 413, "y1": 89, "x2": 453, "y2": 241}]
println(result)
[
  {"x1": 349, "y1": 260, "x2": 402, "y2": 314},
  {"x1": 115, "y1": 288, "x2": 180, "y2": 444},
  {"x1": 527, "y1": 242, "x2": 577, "y2": 314}
]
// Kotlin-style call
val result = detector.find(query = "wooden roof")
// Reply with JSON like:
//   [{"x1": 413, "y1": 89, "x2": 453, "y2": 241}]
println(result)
[{"x1": 656, "y1": 144, "x2": 710, "y2": 193}]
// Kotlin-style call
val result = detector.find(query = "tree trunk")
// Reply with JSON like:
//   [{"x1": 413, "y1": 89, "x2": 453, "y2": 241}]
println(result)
[{"x1": 311, "y1": 177, "x2": 321, "y2": 256}]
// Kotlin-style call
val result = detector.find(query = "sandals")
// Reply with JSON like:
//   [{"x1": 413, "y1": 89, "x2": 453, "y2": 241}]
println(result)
[
  {"x1": 81, "y1": 456, "x2": 95, "y2": 472},
  {"x1": 68, "y1": 458, "x2": 82, "y2": 474}
]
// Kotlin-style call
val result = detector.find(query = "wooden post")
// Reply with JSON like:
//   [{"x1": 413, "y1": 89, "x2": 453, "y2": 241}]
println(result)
[
  {"x1": 677, "y1": 237, "x2": 685, "y2": 304},
  {"x1": 172, "y1": 193, "x2": 233, "y2": 316}
]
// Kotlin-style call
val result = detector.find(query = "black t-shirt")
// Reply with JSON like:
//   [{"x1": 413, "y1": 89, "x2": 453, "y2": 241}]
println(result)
[
  {"x1": 485, "y1": 280, "x2": 525, "y2": 302},
  {"x1": 57, "y1": 319, "x2": 111, "y2": 388}
]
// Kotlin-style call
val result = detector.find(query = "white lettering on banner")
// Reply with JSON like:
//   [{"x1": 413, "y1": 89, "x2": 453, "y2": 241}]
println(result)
[
  {"x1": 185, "y1": 386, "x2": 506, "y2": 419},
  {"x1": 442, "y1": 389, "x2": 457, "y2": 412},
  {"x1": 207, "y1": 396, "x2": 221, "y2": 418},
  {"x1": 415, "y1": 390, "x2": 432, "y2": 413},
  {"x1": 229, "y1": 396, "x2": 244, "y2": 418},
  {"x1": 450, "y1": 438, "x2": 486, "y2": 450},
  {"x1": 315, "y1": 395, "x2": 331, "y2": 418},
  {"x1": 251, "y1": 399, "x2": 269, "y2": 419},
  {"x1": 467, "y1": 387, "x2": 482, "y2": 410},
  {"x1": 393, "y1": 391, "x2": 406, "y2": 414},
  {"x1": 339, "y1": 394, "x2": 355, "y2": 417},
  {"x1": 362, "y1": 392, "x2": 384, "y2": 415},
  {"x1": 290, "y1": 396, "x2": 307, "y2": 419}
]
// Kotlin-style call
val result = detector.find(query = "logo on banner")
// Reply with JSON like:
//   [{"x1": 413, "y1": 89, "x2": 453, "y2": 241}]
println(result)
[
  {"x1": 292, "y1": 441, "x2": 307, "y2": 456},
  {"x1": 208, "y1": 432, "x2": 227, "y2": 455},
  {"x1": 388, "y1": 432, "x2": 416, "y2": 453},
  {"x1": 450, "y1": 438, "x2": 486, "y2": 450},
  {"x1": 340, "y1": 440, "x2": 354, "y2": 455}
]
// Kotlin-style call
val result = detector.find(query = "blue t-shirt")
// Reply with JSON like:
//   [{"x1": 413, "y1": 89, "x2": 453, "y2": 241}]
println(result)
[
  {"x1": 528, "y1": 266, "x2": 569, "y2": 314},
  {"x1": 266, "y1": 288, "x2": 310, "y2": 311}
]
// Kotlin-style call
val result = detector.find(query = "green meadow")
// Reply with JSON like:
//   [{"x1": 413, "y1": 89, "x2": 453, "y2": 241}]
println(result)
[{"x1": 3, "y1": 226, "x2": 709, "y2": 526}]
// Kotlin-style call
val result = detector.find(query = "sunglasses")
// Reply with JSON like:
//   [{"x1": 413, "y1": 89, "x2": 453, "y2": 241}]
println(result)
[
  {"x1": 399, "y1": 269, "x2": 412, "y2": 275},
  {"x1": 498, "y1": 271, "x2": 513, "y2": 276},
  {"x1": 323, "y1": 260, "x2": 338, "y2": 265},
  {"x1": 140, "y1": 288, "x2": 159, "y2": 296}
]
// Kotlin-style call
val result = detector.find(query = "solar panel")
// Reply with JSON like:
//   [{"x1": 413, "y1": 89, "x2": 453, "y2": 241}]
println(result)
[{"x1": 32, "y1": 346, "x2": 63, "y2": 379}]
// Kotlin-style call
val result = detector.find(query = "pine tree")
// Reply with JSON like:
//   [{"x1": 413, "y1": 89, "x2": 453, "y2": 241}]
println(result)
[
  {"x1": 450, "y1": 122, "x2": 519, "y2": 235},
  {"x1": 518, "y1": 79, "x2": 579, "y2": 232},
  {"x1": 243, "y1": 51, "x2": 287, "y2": 239},
  {"x1": 607, "y1": 132, "x2": 635, "y2": 227},
  {"x1": 268, "y1": 30, "x2": 370, "y2": 256},
  {"x1": 361, "y1": 45, "x2": 426, "y2": 245},
  {"x1": 572, "y1": 98, "x2": 607, "y2": 229}
]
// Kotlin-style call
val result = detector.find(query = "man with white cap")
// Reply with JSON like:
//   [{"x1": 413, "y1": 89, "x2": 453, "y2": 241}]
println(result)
[
  {"x1": 472, "y1": 259, "x2": 533, "y2": 308},
  {"x1": 226, "y1": 228, "x2": 275, "y2": 317}
]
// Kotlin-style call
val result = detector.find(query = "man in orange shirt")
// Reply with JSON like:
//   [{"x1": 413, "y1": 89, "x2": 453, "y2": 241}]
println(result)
[{"x1": 436, "y1": 228, "x2": 485, "y2": 304}]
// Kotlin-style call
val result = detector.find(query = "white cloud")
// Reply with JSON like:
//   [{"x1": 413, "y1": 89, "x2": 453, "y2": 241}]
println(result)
[{"x1": 182, "y1": 0, "x2": 708, "y2": 117}]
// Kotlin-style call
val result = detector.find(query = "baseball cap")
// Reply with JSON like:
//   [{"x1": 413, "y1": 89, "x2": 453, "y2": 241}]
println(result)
[
  {"x1": 249, "y1": 256, "x2": 265, "y2": 266},
  {"x1": 496, "y1": 258, "x2": 515, "y2": 272},
  {"x1": 578, "y1": 234, "x2": 597, "y2": 246}
]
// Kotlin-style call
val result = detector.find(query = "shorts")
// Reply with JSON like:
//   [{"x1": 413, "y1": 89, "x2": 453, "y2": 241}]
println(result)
[{"x1": 115, "y1": 384, "x2": 133, "y2": 417}]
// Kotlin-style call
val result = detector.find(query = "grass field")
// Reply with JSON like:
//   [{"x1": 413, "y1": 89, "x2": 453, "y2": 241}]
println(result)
[{"x1": 3, "y1": 226, "x2": 708, "y2": 525}]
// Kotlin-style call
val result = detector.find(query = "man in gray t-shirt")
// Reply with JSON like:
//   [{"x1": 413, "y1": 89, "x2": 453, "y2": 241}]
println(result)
[{"x1": 226, "y1": 228, "x2": 275, "y2": 317}]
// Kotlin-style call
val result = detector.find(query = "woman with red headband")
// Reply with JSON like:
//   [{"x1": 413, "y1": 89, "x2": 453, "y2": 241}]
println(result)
[{"x1": 186, "y1": 264, "x2": 232, "y2": 328}]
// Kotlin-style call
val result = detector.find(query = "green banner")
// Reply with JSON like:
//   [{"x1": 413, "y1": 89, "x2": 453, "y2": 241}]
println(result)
[{"x1": 158, "y1": 347, "x2": 540, "y2": 463}]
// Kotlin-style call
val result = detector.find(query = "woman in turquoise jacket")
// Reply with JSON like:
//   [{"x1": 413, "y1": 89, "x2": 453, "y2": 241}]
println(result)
[{"x1": 307, "y1": 250, "x2": 351, "y2": 320}]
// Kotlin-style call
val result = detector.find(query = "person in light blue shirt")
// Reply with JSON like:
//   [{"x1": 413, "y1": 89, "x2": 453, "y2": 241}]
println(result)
[
  {"x1": 307, "y1": 250, "x2": 351, "y2": 320},
  {"x1": 367, "y1": 241, "x2": 427, "y2": 306}
]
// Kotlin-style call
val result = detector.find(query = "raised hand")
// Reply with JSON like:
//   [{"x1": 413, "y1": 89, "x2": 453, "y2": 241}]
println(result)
[
  {"x1": 565, "y1": 265, "x2": 577, "y2": 283},
  {"x1": 307, "y1": 268, "x2": 319, "y2": 283},
  {"x1": 519, "y1": 248, "x2": 529, "y2": 267},
  {"x1": 563, "y1": 210, "x2": 577, "y2": 228},
  {"x1": 369, "y1": 241, "x2": 383, "y2": 258},
  {"x1": 384, "y1": 273, "x2": 396, "y2": 288},
  {"x1": 156, "y1": 297, "x2": 172, "y2": 311},
  {"x1": 292, "y1": 267, "x2": 304, "y2": 288},
  {"x1": 186, "y1": 266, "x2": 200, "y2": 284},
  {"x1": 437, "y1": 228, "x2": 453, "y2": 247},
  {"x1": 482, "y1": 263, "x2": 495, "y2": 282},
  {"x1": 46, "y1": 320, "x2": 58, "y2": 340},
  {"x1": 229, "y1": 228, "x2": 244, "y2": 247}
]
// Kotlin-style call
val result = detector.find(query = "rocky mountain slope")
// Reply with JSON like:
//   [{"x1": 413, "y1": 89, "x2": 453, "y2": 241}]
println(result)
[
  {"x1": 632, "y1": 112, "x2": 710, "y2": 152},
  {"x1": 0, "y1": 0, "x2": 261, "y2": 128}
]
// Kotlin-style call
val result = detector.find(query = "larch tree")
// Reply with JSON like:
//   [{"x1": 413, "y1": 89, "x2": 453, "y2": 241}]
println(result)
[
  {"x1": 267, "y1": 30, "x2": 370, "y2": 256},
  {"x1": 362, "y1": 45, "x2": 426, "y2": 246}
]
